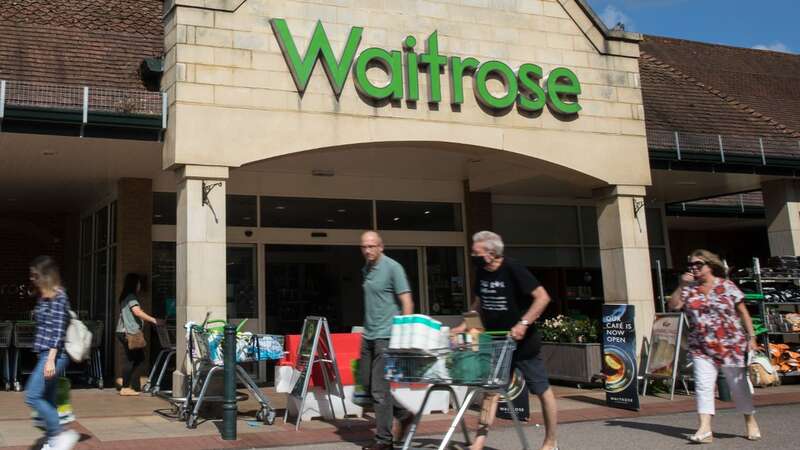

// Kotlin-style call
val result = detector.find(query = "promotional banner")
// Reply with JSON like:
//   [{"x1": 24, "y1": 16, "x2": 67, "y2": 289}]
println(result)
[
  {"x1": 646, "y1": 313, "x2": 683, "y2": 378},
  {"x1": 496, "y1": 369, "x2": 530, "y2": 421},
  {"x1": 602, "y1": 305, "x2": 639, "y2": 410}
]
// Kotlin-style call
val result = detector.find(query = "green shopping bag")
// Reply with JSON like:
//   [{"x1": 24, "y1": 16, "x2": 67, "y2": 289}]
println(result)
[
  {"x1": 450, "y1": 334, "x2": 493, "y2": 384},
  {"x1": 32, "y1": 377, "x2": 74, "y2": 426}
]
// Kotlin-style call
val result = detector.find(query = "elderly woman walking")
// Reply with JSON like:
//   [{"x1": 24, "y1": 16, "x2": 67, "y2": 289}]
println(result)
[{"x1": 669, "y1": 249, "x2": 761, "y2": 444}]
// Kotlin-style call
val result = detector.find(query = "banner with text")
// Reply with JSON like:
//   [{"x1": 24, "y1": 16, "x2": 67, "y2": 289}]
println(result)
[{"x1": 602, "y1": 304, "x2": 639, "y2": 410}]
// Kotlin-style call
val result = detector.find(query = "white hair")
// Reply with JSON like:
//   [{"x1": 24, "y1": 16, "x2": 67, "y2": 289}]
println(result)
[{"x1": 472, "y1": 230, "x2": 504, "y2": 257}]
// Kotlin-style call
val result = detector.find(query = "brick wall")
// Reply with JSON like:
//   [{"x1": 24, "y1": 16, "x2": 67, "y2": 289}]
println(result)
[{"x1": 113, "y1": 178, "x2": 154, "y2": 383}]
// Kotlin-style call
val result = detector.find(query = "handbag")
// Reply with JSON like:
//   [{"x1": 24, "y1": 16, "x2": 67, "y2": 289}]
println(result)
[{"x1": 126, "y1": 331, "x2": 146, "y2": 350}]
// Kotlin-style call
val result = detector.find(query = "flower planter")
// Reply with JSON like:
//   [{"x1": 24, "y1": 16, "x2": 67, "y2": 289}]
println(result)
[{"x1": 539, "y1": 342, "x2": 602, "y2": 384}]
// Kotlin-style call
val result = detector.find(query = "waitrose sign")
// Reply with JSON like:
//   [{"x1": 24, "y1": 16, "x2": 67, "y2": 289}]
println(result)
[{"x1": 270, "y1": 19, "x2": 582, "y2": 115}]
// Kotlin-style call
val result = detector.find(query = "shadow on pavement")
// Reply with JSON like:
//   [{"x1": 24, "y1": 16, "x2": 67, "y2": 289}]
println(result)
[
  {"x1": 604, "y1": 420, "x2": 739, "y2": 440},
  {"x1": 562, "y1": 395, "x2": 607, "y2": 407}
]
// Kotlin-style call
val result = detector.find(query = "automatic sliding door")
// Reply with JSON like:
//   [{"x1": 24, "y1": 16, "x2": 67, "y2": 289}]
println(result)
[{"x1": 265, "y1": 245, "x2": 363, "y2": 335}]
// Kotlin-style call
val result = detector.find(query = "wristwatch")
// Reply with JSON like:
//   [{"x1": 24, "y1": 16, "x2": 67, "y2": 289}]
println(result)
[{"x1": 519, "y1": 319, "x2": 531, "y2": 326}]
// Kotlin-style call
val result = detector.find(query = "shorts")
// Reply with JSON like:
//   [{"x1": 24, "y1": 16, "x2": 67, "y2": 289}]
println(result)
[{"x1": 513, "y1": 353, "x2": 551, "y2": 396}]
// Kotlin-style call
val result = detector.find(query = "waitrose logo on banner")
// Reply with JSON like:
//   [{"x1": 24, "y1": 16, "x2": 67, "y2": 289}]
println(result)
[{"x1": 270, "y1": 19, "x2": 582, "y2": 115}]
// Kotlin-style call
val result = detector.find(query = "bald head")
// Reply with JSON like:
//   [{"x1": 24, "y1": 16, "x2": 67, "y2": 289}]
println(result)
[{"x1": 360, "y1": 231, "x2": 384, "y2": 264}]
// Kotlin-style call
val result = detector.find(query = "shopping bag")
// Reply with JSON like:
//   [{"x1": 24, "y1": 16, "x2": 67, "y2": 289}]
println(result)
[
  {"x1": 32, "y1": 377, "x2": 74, "y2": 426},
  {"x1": 450, "y1": 334, "x2": 492, "y2": 384}
]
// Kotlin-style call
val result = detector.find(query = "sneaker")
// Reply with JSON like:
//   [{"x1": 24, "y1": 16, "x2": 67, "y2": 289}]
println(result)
[
  {"x1": 33, "y1": 412, "x2": 76, "y2": 428},
  {"x1": 50, "y1": 430, "x2": 79, "y2": 450}
]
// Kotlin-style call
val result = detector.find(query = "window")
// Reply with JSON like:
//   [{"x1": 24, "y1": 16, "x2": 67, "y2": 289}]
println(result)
[
  {"x1": 493, "y1": 204, "x2": 580, "y2": 245},
  {"x1": 153, "y1": 192, "x2": 177, "y2": 225},
  {"x1": 227, "y1": 246, "x2": 258, "y2": 319},
  {"x1": 260, "y1": 196, "x2": 372, "y2": 229},
  {"x1": 152, "y1": 242, "x2": 176, "y2": 320},
  {"x1": 377, "y1": 201, "x2": 463, "y2": 231},
  {"x1": 426, "y1": 247, "x2": 467, "y2": 315},
  {"x1": 227, "y1": 195, "x2": 258, "y2": 227}
]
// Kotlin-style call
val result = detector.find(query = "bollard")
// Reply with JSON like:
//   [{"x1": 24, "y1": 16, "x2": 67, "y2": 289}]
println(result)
[{"x1": 222, "y1": 324, "x2": 237, "y2": 440}]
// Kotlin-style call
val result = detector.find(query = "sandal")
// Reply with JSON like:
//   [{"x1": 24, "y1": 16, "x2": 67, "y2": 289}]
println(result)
[{"x1": 688, "y1": 431, "x2": 713, "y2": 444}]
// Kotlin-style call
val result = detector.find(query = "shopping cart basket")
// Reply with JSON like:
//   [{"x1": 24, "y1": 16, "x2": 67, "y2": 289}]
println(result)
[
  {"x1": 385, "y1": 334, "x2": 530, "y2": 450},
  {"x1": 83, "y1": 321, "x2": 104, "y2": 389},
  {"x1": 183, "y1": 321, "x2": 284, "y2": 429},
  {"x1": 0, "y1": 322, "x2": 12, "y2": 391},
  {"x1": 12, "y1": 321, "x2": 37, "y2": 391},
  {"x1": 143, "y1": 324, "x2": 176, "y2": 395}
]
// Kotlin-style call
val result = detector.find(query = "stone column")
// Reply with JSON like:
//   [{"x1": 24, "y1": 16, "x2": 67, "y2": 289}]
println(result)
[
  {"x1": 114, "y1": 178, "x2": 153, "y2": 388},
  {"x1": 173, "y1": 165, "x2": 228, "y2": 396},
  {"x1": 594, "y1": 185, "x2": 656, "y2": 354},
  {"x1": 762, "y1": 179, "x2": 800, "y2": 256}
]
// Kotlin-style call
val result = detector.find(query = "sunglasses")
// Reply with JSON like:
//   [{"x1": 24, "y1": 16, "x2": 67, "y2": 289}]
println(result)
[{"x1": 687, "y1": 261, "x2": 707, "y2": 271}]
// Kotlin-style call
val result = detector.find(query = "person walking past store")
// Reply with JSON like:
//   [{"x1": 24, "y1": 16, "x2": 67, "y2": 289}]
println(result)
[
  {"x1": 451, "y1": 231, "x2": 558, "y2": 450},
  {"x1": 116, "y1": 273, "x2": 162, "y2": 396},
  {"x1": 669, "y1": 249, "x2": 761, "y2": 443},
  {"x1": 358, "y1": 231, "x2": 415, "y2": 450},
  {"x1": 25, "y1": 256, "x2": 79, "y2": 450}
]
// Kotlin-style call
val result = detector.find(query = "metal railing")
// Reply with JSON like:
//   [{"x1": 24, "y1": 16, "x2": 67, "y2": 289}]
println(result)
[
  {"x1": 647, "y1": 129, "x2": 800, "y2": 162},
  {"x1": 0, "y1": 80, "x2": 164, "y2": 118}
]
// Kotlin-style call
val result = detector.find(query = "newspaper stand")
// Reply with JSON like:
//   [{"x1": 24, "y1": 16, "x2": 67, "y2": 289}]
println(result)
[
  {"x1": 384, "y1": 335, "x2": 529, "y2": 450},
  {"x1": 182, "y1": 320, "x2": 284, "y2": 429}
]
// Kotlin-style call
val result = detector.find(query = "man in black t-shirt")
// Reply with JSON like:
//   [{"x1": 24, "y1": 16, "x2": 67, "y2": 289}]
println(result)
[{"x1": 452, "y1": 231, "x2": 558, "y2": 450}]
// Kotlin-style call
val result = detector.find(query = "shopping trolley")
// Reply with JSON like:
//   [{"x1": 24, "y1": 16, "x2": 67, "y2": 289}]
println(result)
[
  {"x1": 143, "y1": 324, "x2": 176, "y2": 395},
  {"x1": 384, "y1": 334, "x2": 530, "y2": 450},
  {"x1": 182, "y1": 318, "x2": 285, "y2": 429},
  {"x1": 12, "y1": 321, "x2": 37, "y2": 391},
  {"x1": 84, "y1": 321, "x2": 104, "y2": 389},
  {"x1": 0, "y1": 322, "x2": 12, "y2": 390}
]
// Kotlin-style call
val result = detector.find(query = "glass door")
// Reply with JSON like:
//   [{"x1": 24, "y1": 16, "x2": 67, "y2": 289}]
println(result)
[
  {"x1": 383, "y1": 247, "x2": 423, "y2": 314},
  {"x1": 227, "y1": 245, "x2": 259, "y2": 324}
]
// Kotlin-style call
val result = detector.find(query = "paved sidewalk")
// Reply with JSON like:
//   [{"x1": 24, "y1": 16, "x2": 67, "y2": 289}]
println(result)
[
  {"x1": 265, "y1": 403, "x2": 799, "y2": 450},
  {"x1": 1, "y1": 384, "x2": 799, "y2": 449}
]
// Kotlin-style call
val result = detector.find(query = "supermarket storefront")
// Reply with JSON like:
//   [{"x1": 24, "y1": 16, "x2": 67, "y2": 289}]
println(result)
[
  {"x1": 1, "y1": 0, "x2": 669, "y2": 386},
  {"x1": 157, "y1": 0, "x2": 656, "y2": 385}
]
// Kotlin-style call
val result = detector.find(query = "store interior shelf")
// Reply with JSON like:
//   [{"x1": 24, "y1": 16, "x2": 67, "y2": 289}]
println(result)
[
  {"x1": 736, "y1": 279, "x2": 800, "y2": 284},
  {"x1": 564, "y1": 297, "x2": 604, "y2": 302}
]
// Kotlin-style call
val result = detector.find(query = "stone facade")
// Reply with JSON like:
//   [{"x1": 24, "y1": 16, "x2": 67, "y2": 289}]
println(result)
[{"x1": 162, "y1": 0, "x2": 649, "y2": 187}]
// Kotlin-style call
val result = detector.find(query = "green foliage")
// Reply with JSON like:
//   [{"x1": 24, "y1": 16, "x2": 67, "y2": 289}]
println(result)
[{"x1": 540, "y1": 315, "x2": 600, "y2": 343}]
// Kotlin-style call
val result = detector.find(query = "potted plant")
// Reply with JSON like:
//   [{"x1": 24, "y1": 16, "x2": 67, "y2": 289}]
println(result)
[{"x1": 538, "y1": 315, "x2": 602, "y2": 384}]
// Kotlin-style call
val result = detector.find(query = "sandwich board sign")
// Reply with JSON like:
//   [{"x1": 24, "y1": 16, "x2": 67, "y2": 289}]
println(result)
[
  {"x1": 642, "y1": 313, "x2": 687, "y2": 400},
  {"x1": 285, "y1": 316, "x2": 348, "y2": 429}
]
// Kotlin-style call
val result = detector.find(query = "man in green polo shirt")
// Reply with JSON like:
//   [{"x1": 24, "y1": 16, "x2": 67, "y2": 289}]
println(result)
[{"x1": 359, "y1": 231, "x2": 414, "y2": 450}]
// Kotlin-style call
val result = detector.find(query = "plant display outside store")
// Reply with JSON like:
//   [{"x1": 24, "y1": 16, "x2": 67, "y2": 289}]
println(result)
[{"x1": 540, "y1": 315, "x2": 600, "y2": 344}]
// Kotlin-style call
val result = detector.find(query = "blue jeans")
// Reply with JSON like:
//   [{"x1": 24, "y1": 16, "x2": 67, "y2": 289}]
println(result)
[{"x1": 25, "y1": 351, "x2": 70, "y2": 438}]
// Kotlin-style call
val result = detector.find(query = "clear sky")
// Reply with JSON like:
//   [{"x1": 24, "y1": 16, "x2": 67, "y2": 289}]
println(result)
[{"x1": 586, "y1": 0, "x2": 799, "y2": 53}]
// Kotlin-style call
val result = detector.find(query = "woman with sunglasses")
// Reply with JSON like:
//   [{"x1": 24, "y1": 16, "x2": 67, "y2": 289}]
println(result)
[{"x1": 668, "y1": 249, "x2": 760, "y2": 444}]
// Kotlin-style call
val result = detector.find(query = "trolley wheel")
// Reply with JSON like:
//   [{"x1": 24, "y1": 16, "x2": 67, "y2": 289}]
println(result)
[
  {"x1": 97, "y1": 378, "x2": 104, "y2": 389},
  {"x1": 142, "y1": 383, "x2": 151, "y2": 393},
  {"x1": 256, "y1": 408, "x2": 276, "y2": 425},
  {"x1": 14, "y1": 382, "x2": 22, "y2": 392},
  {"x1": 187, "y1": 414, "x2": 198, "y2": 429},
  {"x1": 4, "y1": 383, "x2": 9, "y2": 391}
]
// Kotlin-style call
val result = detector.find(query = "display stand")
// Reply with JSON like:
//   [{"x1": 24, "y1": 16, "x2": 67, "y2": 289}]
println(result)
[
  {"x1": 735, "y1": 257, "x2": 800, "y2": 379},
  {"x1": 284, "y1": 316, "x2": 348, "y2": 430},
  {"x1": 642, "y1": 313, "x2": 686, "y2": 400}
]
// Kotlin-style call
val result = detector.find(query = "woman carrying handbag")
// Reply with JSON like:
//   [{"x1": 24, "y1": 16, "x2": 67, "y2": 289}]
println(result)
[
  {"x1": 115, "y1": 273, "x2": 163, "y2": 396},
  {"x1": 668, "y1": 249, "x2": 761, "y2": 444}
]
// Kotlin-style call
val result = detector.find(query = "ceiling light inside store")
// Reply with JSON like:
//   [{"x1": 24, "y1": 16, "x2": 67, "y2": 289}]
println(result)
[
  {"x1": 337, "y1": 209, "x2": 347, "y2": 213},
  {"x1": 424, "y1": 210, "x2": 431, "y2": 215},
  {"x1": 326, "y1": 218, "x2": 335, "y2": 223},
  {"x1": 393, "y1": 217, "x2": 400, "y2": 221},
  {"x1": 275, "y1": 206, "x2": 286, "y2": 210}
]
